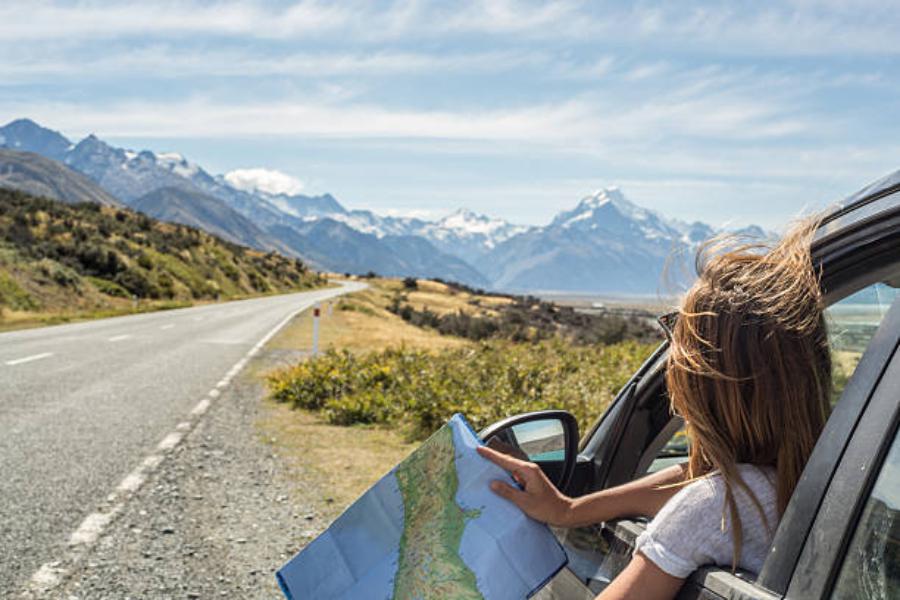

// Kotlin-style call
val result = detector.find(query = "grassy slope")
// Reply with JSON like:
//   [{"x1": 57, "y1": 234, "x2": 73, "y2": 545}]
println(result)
[{"x1": 0, "y1": 188, "x2": 326, "y2": 330}]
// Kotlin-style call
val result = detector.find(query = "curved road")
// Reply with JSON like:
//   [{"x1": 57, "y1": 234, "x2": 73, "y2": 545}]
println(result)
[{"x1": 0, "y1": 281, "x2": 362, "y2": 595}]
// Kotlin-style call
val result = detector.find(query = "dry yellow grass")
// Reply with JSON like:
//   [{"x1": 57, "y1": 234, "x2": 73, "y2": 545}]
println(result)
[
  {"x1": 267, "y1": 279, "x2": 470, "y2": 353},
  {"x1": 392, "y1": 278, "x2": 512, "y2": 317},
  {"x1": 257, "y1": 398, "x2": 417, "y2": 518}
]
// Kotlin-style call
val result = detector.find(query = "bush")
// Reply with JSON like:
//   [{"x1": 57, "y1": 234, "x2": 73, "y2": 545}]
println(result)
[
  {"x1": 402, "y1": 276, "x2": 418, "y2": 290},
  {"x1": 268, "y1": 340, "x2": 655, "y2": 440}
]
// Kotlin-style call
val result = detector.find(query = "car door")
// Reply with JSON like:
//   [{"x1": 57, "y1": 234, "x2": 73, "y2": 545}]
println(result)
[{"x1": 554, "y1": 179, "x2": 900, "y2": 598}]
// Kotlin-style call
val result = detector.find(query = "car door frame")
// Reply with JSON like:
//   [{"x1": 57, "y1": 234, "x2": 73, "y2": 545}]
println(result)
[{"x1": 782, "y1": 304, "x2": 900, "y2": 599}]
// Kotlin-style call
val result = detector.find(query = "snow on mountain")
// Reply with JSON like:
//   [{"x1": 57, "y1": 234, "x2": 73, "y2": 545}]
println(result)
[
  {"x1": 154, "y1": 152, "x2": 201, "y2": 179},
  {"x1": 431, "y1": 208, "x2": 529, "y2": 245}
]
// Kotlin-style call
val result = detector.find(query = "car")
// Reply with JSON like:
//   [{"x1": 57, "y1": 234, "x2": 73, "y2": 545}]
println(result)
[{"x1": 479, "y1": 168, "x2": 900, "y2": 600}]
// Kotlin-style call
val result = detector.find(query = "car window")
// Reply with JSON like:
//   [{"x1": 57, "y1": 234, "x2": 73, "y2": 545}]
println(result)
[
  {"x1": 826, "y1": 282, "x2": 900, "y2": 402},
  {"x1": 645, "y1": 280, "x2": 900, "y2": 475},
  {"x1": 830, "y1": 423, "x2": 900, "y2": 599}
]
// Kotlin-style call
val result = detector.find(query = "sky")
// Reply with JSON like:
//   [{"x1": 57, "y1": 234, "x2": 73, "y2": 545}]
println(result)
[{"x1": 2, "y1": 0, "x2": 900, "y2": 230}]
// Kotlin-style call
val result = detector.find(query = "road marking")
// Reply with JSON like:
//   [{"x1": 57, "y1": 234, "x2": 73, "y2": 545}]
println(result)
[
  {"x1": 24, "y1": 286, "x2": 353, "y2": 596},
  {"x1": 190, "y1": 398, "x2": 211, "y2": 416},
  {"x1": 5, "y1": 352, "x2": 53, "y2": 366},
  {"x1": 69, "y1": 506, "x2": 123, "y2": 546},
  {"x1": 160, "y1": 324, "x2": 175, "y2": 330},
  {"x1": 108, "y1": 334, "x2": 131, "y2": 342},
  {"x1": 156, "y1": 431, "x2": 184, "y2": 452}
]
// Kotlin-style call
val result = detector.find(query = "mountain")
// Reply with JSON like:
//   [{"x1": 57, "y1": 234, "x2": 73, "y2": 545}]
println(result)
[
  {"x1": 266, "y1": 192, "x2": 348, "y2": 219},
  {"x1": 483, "y1": 189, "x2": 705, "y2": 294},
  {"x1": 0, "y1": 149, "x2": 122, "y2": 207},
  {"x1": 1, "y1": 118, "x2": 771, "y2": 294},
  {"x1": 271, "y1": 218, "x2": 489, "y2": 284},
  {"x1": 131, "y1": 187, "x2": 292, "y2": 254},
  {"x1": 0, "y1": 118, "x2": 71, "y2": 160},
  {"x1": 64, "y1": 136, "x2": 199, "y2": 203},
  {"x1": 0, "y1": 119, "x2": 488, "y2": 283},
  {"x1": 417, "y1": 209, "x2": 531, "y2": 265},
  {"x1": 0, "y1": 187, "x2": 322, "y2": 316}
]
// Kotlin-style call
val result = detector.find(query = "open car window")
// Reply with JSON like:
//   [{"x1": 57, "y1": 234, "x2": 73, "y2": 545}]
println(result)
[{"x1": 641, "y1": 278, "x2": 900, "y2": 478}]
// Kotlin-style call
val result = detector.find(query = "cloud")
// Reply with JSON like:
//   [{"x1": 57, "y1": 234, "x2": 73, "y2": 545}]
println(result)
[
  {"x1": 3, "y1": 1, "x2": 900, "y2": 56},
  {"x1": 0, "y1": 46, "x2": 546, "y2": 83},
  {"x1": 224, "y1": 168, "x2": 305, "y2": 195}
]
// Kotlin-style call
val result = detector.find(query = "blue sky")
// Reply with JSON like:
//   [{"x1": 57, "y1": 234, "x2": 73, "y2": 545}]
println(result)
[{"x1": 2, "y1": 1, "x2": 900, "y2": 229}]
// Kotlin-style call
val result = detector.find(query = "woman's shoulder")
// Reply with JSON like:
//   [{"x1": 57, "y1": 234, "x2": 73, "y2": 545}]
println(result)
[
  {"x1": 634, "y1": 464, "x2": 779, "y2": 578},
  {"x1": 652, "y1": 464, "x2": 777, "y2": 535}
]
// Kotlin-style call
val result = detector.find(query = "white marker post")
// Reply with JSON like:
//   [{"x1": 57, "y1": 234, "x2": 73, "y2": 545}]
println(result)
[{"x1": 312, "y1": 302, "x2": 321, "y2": 357}]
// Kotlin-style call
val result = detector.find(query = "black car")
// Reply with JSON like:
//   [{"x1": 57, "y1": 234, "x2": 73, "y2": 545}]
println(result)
[{"x1": 479, "y1": 169, "x2": 900, "y2": 600}]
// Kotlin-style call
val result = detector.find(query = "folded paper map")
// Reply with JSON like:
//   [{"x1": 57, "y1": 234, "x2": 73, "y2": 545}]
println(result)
[{"x1": 276, "y1": 413, "x2": 568, "y2": 599}]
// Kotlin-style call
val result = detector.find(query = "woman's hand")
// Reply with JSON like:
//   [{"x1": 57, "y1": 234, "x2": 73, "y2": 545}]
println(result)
[{"x1": 476, "y1": 445, "x2": 574, "y2": 527}]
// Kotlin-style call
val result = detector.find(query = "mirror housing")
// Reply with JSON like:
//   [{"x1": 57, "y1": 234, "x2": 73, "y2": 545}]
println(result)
[{"x1": 479, "y1": 410, "x2": 579, "y2": 492}]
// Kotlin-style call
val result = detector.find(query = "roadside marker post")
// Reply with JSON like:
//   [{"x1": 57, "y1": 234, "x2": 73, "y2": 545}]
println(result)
[{"x1": 312, "y1": 303, "x2": 321, "y2": 356}]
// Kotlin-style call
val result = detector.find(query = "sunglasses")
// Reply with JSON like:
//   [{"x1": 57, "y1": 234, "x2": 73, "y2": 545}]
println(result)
[{"x1": 657, "y1": 310, "x2": 679, "y2": 341}]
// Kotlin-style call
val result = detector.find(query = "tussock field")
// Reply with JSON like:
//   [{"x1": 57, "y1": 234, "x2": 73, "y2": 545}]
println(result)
[{"x1": 269, "y1": 279, "x2": 655, "y2": 440}]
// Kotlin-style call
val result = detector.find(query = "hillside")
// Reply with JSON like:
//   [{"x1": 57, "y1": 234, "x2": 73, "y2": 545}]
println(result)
[
  {"x1": 0, "y1": 149, "x2": 121, "y2": 207},
  {"x1": 0, "y1": 188, "x2": 325, "y2": 327},
  {"x1": 132, "y1": 186, "x2": 291, "y2": 254}
]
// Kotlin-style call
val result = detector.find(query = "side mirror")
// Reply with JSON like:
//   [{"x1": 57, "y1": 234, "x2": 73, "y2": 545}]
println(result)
[{"x1": 479, "y1": 410, "x2": 579, "y2": 492}]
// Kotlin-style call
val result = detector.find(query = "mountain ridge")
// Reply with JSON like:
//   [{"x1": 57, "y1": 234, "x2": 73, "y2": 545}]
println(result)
[{"x1": 0, "y1": 117, "x2": 768, "y2": 293}]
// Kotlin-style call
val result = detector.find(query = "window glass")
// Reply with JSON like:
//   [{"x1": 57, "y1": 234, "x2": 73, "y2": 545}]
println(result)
[
  {"x1": 831, "y1": 425, "x2": 900, "y2": 599},
  {"x1": 826, "y1": 282, "x2": 899, "y2": 402}
]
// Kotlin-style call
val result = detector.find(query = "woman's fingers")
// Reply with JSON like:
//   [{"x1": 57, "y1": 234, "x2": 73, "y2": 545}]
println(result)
[
  {"x1": 477, "y1": 444, "x2": 531, "y2": 472},
  {"x1": 489, "y1": 480, "x2": 528, "y2": 506}
]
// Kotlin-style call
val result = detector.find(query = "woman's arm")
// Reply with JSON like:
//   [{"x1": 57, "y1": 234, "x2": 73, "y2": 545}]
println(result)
[
  {"x1": 477, "y1": 446, "x2": 686, "y2": 527},
  {"x1": 595, "y1": 552, "x2": 685, "y2": 600}
]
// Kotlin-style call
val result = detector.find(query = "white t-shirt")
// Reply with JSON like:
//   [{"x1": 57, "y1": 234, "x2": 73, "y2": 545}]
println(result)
[{"x1": 633, "y1": 463, "x2": 779, "y2": 578}]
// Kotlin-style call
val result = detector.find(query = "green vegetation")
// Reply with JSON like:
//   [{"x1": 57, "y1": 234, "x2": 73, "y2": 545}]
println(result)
[
  {"x1": 0, "y1": 188, "x2": 325, "y2": 327},
  {"x1": 268, "y1": 339, "x2": 655, "y2": 440}
]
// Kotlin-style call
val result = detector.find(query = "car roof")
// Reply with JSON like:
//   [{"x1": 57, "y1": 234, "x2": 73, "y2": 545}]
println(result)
[{"x1": 815, "y1": 167, "x2": 900, "y2": 243}]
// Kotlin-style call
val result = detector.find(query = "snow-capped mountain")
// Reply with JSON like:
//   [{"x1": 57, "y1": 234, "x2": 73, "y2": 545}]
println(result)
[
  {"x1": 414, "y1": 209, "x2": 532, "y2": 265},
  {"x1": 0, "y1": 117, "x2": 769, "y2": 293},
  {"x1": 481, "y1": 188, "x2": 713, "y2": 293}
]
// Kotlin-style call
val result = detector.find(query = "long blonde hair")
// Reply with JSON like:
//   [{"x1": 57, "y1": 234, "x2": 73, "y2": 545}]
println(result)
[{"x1": 665, "y1": 217, "x2": 831, "y2": 569}]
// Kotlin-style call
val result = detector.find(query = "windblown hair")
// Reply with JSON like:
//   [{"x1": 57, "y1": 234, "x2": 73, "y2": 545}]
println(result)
[{"x1": 665, "y1": 216, "x2": 832, "y2": 570}]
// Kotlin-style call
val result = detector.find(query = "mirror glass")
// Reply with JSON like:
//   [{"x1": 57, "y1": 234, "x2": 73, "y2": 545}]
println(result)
[{"x1": 487, "y1": 418, "x2": 566, "y2": 463}]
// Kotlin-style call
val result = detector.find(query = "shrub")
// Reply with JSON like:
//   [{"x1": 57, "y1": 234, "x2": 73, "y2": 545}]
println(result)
[{"x1": 268, "y1": 340, "x2": 655, "y2": 440}]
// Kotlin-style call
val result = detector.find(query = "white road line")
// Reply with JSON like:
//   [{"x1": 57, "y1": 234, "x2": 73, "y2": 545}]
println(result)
[
  {"x1": 156, "y1": 431, "x2": 184, "y2": 452},
  {"x1": 5, "y1": 352, "x2": 53, "y2": 366},
  {"x1": 108, "y1": 334, "x2": 131, "y2": 342},
  {"x1": 68, "y1": 506, "x2": 123, "y2": 547},
  {"x1": 25, "y1": 287, "x2": 352, "y2": 595},
  {"x1": 160, "y1": 324, "x2": 175, "y2": 330}
]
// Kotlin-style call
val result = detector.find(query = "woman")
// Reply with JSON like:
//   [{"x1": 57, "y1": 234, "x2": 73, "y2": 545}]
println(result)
[{"x1": 478, "y1": 217, "x2": 832, "y2": 599}]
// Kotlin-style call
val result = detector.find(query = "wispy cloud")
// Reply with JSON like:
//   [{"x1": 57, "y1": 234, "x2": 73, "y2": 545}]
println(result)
[
  {"x1": 0, "y1": 45, "x2": 548, "y2": 83},
  {"x1": 4, "y1": 1, "x2": 900, "y2": 55}
]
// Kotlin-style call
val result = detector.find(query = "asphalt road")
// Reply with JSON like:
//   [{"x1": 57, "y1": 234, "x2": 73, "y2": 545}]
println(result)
[{"x1": 0, "y1": 281, "x2": 362, "y2": 596}]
